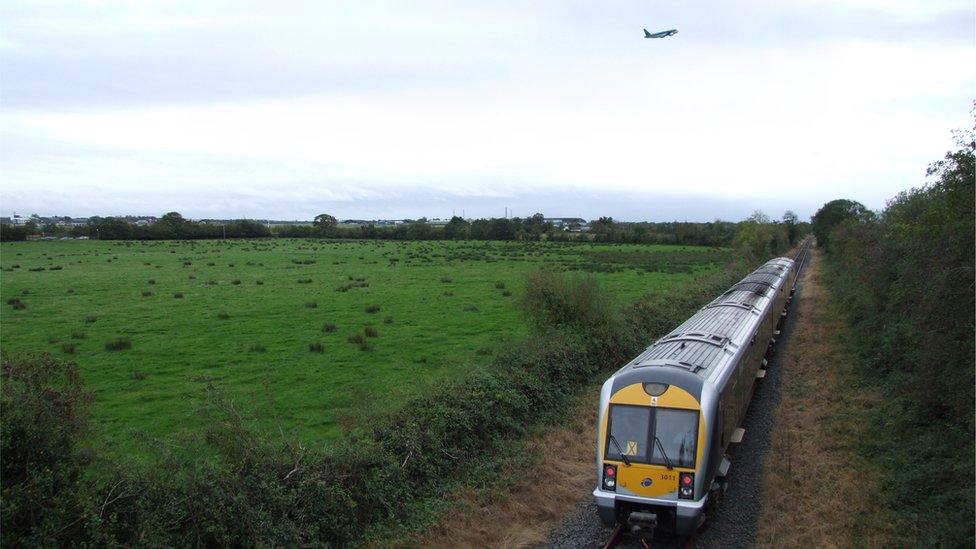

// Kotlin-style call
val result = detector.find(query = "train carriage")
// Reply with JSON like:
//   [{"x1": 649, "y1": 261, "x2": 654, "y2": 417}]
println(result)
[{"x1": 593, "y1": 257, "x2": 799, "y2": 536}]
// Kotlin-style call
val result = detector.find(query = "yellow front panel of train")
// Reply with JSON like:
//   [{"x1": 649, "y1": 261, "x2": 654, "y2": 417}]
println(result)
[{"x1": 601, "y1": 383, "x2": 704, "y2": 499}]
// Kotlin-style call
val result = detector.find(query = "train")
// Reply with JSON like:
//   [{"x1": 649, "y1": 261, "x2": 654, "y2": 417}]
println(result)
[{"x1": 593, "y1": 255, "x2": 801, "y2": 537}]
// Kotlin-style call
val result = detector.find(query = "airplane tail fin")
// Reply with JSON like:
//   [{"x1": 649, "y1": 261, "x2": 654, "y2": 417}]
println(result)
[{"x1": 643, "y1": 28, "x2": 652, "y2": 38}]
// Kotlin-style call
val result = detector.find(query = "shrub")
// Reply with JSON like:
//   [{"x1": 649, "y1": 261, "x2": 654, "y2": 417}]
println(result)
[
  {"x1": 308, "y1": 342, "x2": 325, "y2": 353},
  {"x1": 0, "y1": 355, "x2": 92, "y2": 546},
  {"x1": 364, "y1": 304, "x2": 380, "y2": 313},
  {"x1": 322, "y1": 323, "x2": 338, "y2": 333},
  {"x1": 104, "y1": 338, "x2": 132, "y2": 351},
  {"x1": 304, "y1": 301, "x2": 317, "y2": 309},
  {"x1": 9, "y1": 299, "x2": 25, "y2": 310},
  {"x1": 363, "y1": 326, "x2": 379, "y2": 338}
]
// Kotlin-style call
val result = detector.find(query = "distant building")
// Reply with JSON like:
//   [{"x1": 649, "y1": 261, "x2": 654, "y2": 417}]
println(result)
[{"x1": 545, "y1": 217, "x2": 588, "y2": 231}]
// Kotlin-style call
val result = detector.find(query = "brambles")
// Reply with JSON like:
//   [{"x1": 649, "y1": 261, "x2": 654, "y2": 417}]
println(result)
[
  {"x1": 104, "y1": 338, "x2": 132, "y2": 351},
  {"x1": 322, "y1": 322, "x2": 338, "y2": 332},
  {"x1": 364, "y1": 304, "x2": 380, "y2": 313}
]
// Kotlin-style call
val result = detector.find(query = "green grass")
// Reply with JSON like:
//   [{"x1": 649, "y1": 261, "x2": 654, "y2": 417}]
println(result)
[{"x1": 0, "y1": 238, "x2": 728, "y2": 455}]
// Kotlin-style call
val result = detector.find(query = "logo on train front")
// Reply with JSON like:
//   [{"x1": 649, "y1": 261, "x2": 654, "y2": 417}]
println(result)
[{"x1": 641, "y1": 478, "x2": 653, "y2": 487}]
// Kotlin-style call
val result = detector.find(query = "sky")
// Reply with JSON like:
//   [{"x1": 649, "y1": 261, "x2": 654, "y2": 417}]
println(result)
[{"x1": 1, "y1": 1, "x2": 973, "y2": 222}]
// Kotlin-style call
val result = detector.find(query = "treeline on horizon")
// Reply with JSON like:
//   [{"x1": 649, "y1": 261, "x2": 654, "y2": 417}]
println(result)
[
  {"x1": 812, "y1": 122, "x2": 974, "y2": 545},
  {"x1": 0, "y1": 210, "x2": 808, "y2": 250}
]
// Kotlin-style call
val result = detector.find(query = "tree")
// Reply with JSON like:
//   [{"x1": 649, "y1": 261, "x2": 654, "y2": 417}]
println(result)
[
  {"x1": 443, "y1": 216, "x2": 470, "y2": 240},
  {"x1": 313, "y1": 214, "x2": 338, "y2": 237},
  {"x1": 811, "y1": 199, "x2": 870, "y2": 250},
  {"x1": 782, "y1": 210, "x2": 799, "y2": 244}
]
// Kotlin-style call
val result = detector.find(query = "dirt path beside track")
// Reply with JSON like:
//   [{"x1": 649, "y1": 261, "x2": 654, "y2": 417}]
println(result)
[{"x1": 753, "y1": 250, "x2": 896, "y2": 547}]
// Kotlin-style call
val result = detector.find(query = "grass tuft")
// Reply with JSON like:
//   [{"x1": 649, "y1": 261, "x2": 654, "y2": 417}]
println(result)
[
  {"x1": 363, "y1": 326, "x2": 379, "y2": 338},
  {"x1": 308, "y1": 342, "x2": 325, "y2": 353},
  {"x1": 304, "y1": 301, "x2": 318, "y2": 309},
  {"x1": 173, "y1": 292, "x2": 184, "y2": 299},
  {"x1": 104, "y1": 338, "x2": 132, "y2": 351},
  {"x1": 364, "y1": 304, "x2": 381, "y2": 313},
  {"x1": 322, "y1": 322, "x2": 338, "y2": 333},
  {"x1": 248, "y1": 343, "x2": 267, "y2": 353}
]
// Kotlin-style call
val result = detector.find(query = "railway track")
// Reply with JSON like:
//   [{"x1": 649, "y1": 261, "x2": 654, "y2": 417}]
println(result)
[{"x1": 601, "y1": 522, "x2": 697, "y2": 549}]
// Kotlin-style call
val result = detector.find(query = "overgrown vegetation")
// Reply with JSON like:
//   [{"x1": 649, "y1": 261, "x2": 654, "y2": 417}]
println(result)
[{"x1": 817, "y1": 122, "x2": 975, "y2": 546}]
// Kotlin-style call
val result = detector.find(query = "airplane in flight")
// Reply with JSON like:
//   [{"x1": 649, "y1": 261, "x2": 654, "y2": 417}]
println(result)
[{"x1": 644, "y1": 28, "x2": 678, "y2": 39}]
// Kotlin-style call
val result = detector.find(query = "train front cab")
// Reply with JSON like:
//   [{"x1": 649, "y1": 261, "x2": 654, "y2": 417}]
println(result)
[{"x1": 593, "y1": 379, "x2": 707, "y2": 537}]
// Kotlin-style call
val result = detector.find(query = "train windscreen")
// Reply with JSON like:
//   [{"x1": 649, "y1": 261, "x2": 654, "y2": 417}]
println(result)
[{"x1": 606, "y1": 405, "x2": 698, "y2": 468}]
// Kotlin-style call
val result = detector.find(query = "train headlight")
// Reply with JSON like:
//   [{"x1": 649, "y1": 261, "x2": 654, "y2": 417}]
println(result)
[
  {"x1": 678, "y1": 472, "x2": 694, "y2": 499},
  {"x1": 643, "y1": 383, "x2": 669, "y2": 396},
  {"x1": 602, "y1": 464, "x2": 617, "y2": 491}
]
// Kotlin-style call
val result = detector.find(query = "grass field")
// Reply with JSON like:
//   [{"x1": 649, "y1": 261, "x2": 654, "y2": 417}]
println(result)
[{"x1": 0, "y1": 239, "x2": 729, "y2": 455}]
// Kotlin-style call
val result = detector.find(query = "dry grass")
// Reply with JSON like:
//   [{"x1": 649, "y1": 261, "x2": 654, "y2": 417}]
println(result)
[
  {"x1": 755, "y1": 250, "x2": 898, "y2": 548},
  {"x1": 405, "y1": 392, "x2": 600, "y2": 549}
]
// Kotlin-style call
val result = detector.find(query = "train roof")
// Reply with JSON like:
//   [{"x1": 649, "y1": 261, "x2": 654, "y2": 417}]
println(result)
[{"x1": 613, "y1": 257, "x2": 794, "y2": 389}]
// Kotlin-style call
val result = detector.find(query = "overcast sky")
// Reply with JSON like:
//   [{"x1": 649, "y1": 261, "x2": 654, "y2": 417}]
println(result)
[{"x1": 1, "y1": 1, "x2": 973, "y2": 221}]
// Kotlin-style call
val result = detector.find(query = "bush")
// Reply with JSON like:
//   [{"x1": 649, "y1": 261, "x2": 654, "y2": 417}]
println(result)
[
  {"x1": 1, "y1": 355, "x2": 92, "y2": 545},
  {"x1": 104, "y1": 338, "x2": 132, "y2": 351}
]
